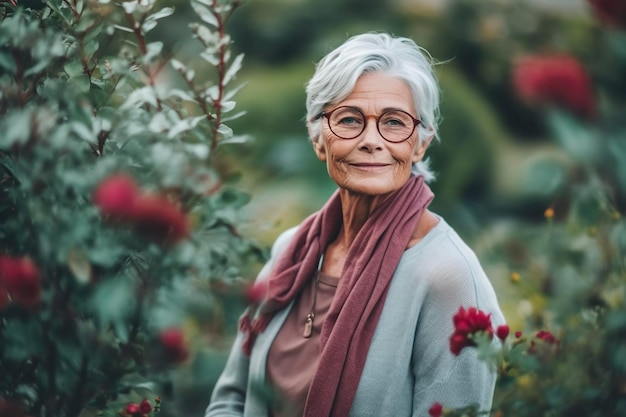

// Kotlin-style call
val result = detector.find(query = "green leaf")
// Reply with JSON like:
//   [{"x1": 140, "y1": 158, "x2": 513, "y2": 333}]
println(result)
[
  {"x1": 547, "y1": 110, "x2": 598, "y2": 164},
  {"x1": 91, "y1": 276, "x2": 137, "y2": 337},
  {"x1": 523, "y1": 157, "x2": 566, "y2": 196},
  {"x1": 65, "y1": 60, "x2": 84, "y2": 77},
  {"x1": 0, "y1": 51, "x2": 17, "y2": 73},
  {"x1": 191, "y1": 1, "x2": 218, "y2": 27}
]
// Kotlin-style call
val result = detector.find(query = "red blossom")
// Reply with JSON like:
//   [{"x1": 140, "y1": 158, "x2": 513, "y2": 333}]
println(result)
[
  {"x1": 587, "y1": 0, "x2": 626, "y2": 28},
  {"x1": 449, "y1": 307, "x2": 494, "y2": 356},
  {"x1": 139, "y1": 399, "x2": 152, "y2": 414},
  {"x1": 131, "y1": 195, "x2": 189, "y2": 244},
  {"x1": 529, "y1": 330, "x2": 559, "y2": 355},
  {"x1": 125, "y1": 403, "x2": 140, "y2": 415},
  {"x1": 496, "y1": 324, "x2": 510, "y2": 341},
  {"x1": 93, "y1": 174, "x2": 140, "y2": 220},
  {"x1": 512, "y1": 54, "x2": 595, "y2": 119},
  {"x1": 535, "y1": 330, "x2": 558, "y2": 344},
  {"x1": 428, "y1": 402, "x2": 444, "y2": 417},
  {"x1": 159, "y1": 327, "x2": 189, "y2": 363},
  {"x1": 93, "y1": 174, "x2": 190, "y2": 244},
  {"x1": 515, "y1": 331, "x2": 523, "y2": 338},
  {"x1": 0, "y1": 255, "x2": 41, "y2": 308},
  {"x1": 245, "y1": 280, "x2": 268, "y2": 304}
]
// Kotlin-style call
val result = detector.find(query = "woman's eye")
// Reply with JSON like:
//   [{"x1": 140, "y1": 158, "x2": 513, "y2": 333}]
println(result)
[{"x1": 338, "y1": 116, "x2": 362, "y2": 125}]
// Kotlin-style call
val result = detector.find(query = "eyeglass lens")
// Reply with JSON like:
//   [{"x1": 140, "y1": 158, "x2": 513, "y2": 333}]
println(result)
[{"x1": 327, "y1": 107, "x2": 417, "y2": 142}]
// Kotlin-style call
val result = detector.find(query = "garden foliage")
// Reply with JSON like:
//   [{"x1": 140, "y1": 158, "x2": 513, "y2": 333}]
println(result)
[
  {"x1": 435, "y1": 2, "x2": 626, "y2": 416},
  {"x1": 0, "y1": 0, "x2": 260, "y2": 416}
]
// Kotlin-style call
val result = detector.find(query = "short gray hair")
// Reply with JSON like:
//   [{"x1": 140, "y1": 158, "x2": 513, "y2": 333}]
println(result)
[{"x1": 305, "y1": 32, "x2": 441, "y2": 182}]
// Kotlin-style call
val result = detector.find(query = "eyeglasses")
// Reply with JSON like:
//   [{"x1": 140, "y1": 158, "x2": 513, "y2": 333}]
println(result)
[{"x1": 318, "y1": 106, "x2": 421, "y2": 143}]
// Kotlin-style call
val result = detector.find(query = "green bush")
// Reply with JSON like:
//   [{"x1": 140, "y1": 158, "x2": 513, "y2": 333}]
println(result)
[{"x1": 0, "y1": 1, "x2": 260, "y2": 416}]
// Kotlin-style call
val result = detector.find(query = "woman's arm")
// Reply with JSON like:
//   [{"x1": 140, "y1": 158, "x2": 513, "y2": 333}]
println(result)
[
  {"x1": 204, "y1": 331, "x2": 251, "y2": 417},
  {"x1": 411, "y1": 236, "x2": 504, "y2": 416}
]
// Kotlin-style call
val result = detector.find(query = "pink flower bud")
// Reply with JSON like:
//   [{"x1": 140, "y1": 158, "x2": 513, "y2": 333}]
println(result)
[
  {"x1": 125, "y1": 403, "x2": 140, "y2": 414},
  {"x1": 159, "y1": 327, "x2": 189, "y2": 363},
  {"x1": 428, "y1": 402, "x2": 443, "y2": 417},
  {"x1": 131, "y1": 195, "x2": 189, "y2": 244},
  {"x1": 0, "y1": 255, "x2": 41, "y2": 308},
  {"x1": 93, "y1": 174, "x2": 139, "y2": 220},
  {"x1": 496, "y1": 324, "x2": 510, "y2": 341},
  {"x1": 139, "y1": 399, "x2": 152, "y2": 414}
]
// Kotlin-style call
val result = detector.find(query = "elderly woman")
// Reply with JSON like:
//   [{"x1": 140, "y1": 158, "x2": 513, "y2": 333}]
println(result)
[{"x1": 205, "y1": 32, "x2": 505, "y2": 417}]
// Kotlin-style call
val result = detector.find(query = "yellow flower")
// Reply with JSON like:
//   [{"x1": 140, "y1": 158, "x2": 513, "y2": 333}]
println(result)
[
  {"x1": 511, "y1": 272, "x2": 521, "y2": 283},
  {"x1": 544, "y1": 207, "x2": 554, "y2": 219},
  {"x1": 516, "y1": 373, "x2": 536, "y2": 390}
]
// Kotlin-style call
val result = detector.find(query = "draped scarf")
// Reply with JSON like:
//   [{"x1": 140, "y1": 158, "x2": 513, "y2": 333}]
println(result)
[{"x1": 239, "y1": 175, "x2": 434, "y2": 417}]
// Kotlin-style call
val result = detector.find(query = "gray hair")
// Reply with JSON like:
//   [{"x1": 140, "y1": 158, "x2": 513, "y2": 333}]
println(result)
[{"x1": 305, "y1": 32, "x2": 441, "y2": 182}]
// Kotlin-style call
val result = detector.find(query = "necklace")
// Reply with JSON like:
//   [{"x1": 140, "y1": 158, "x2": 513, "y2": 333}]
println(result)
[{"x1": 303, "y1": 254, "x2": 323, "y2": 338}]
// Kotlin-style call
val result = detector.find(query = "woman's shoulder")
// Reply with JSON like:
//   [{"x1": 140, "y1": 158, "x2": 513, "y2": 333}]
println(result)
[{"x1": 400, "y1": 216, "x2": 489, "y2": 284}]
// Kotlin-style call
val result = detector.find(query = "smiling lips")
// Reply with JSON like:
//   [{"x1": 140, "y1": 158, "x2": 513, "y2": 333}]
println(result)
[{"x1": 350, "y1": 162, "x2": 391, "y2": 171}]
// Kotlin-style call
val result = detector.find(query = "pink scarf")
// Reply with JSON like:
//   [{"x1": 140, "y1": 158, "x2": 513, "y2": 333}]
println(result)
[{"x1": 239, "y1": 175, "x2": 434, "y2": 417}]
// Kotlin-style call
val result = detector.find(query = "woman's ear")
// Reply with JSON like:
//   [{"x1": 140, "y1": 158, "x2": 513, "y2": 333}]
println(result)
[
  {"x1": 312, "y1": 138, "x2": 327, "y2": 162},
  {"x1": 412, "y1": 134, "x2": 433, "y2": 164},
  {"x1": 308, "y1": 121, "x2": 327, "y2": 162}
]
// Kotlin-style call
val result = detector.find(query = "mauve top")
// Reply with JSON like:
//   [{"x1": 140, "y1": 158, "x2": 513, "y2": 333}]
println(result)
[{"x1": 266, "y1": 271, "x2": 339, "y2": 417}]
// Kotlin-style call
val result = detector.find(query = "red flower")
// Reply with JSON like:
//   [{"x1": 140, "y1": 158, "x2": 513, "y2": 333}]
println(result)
[
  {"x1": 139, "y1": 399, "x2": 152, "y2": 414},
  {"x1": 535, "y1": 330, "x2": 558, "y2": 344},
  {"x1": 496, "y1": 324, "x2": 510, "y2": 341},
  {"x1": 245, "y1": 280, "x2": 268, "y2": 304},
  {"x1": 125, "y1": 403, "x2": 140, "y2": 415},
  {"x1": 512, "y1": 54, "x2": 595, "y2": 119},
  {"x1": 93, "y1": 174, "x2": 190, "y2": 244},
  {"x1": 587, "y1": 0, "x2": 626, "y2": 28},
  {"x1": 93, "y1": 174, "x2": 140, "y2": 220},
  {"x1": 131, "y1": 195, "x2": 189, "y2": 244},
  {"x1": 449, "y1": 307, "x2": 493, "y2": 356},
  {"x1": 428, "y1": 402, "x2": 443, "y2": 417},
  {"x1": 528, "y1": 330, "x2": 559, "y2": 355},
  {"x1": 0, "y1": 255, "x2": 41, "y2": 308},
  {"x1": 159, "y1": 327, "x2": 189, "y2": 363},
  {"x1": 515, "y1": 331, "x2": 523, "y2": 338}
]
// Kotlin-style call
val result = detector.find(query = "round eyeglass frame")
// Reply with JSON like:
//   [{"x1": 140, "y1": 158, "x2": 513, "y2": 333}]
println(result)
[{"x1": 318, "y1": 106, "x2": 422, "y2": 143}]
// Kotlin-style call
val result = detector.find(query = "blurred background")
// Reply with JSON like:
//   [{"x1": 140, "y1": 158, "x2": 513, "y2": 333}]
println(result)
[
  {"x1": 174, "y1": 0, "x2": 597, "y2": 245},
  {"x1": 145, "y1": 0, "x2": 622, "y2": 414}
]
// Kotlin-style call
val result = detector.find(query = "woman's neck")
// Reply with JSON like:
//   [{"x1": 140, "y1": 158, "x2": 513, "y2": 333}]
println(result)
[{"x1": 335, "y1": 188, "x2": 391, "y2": 247}]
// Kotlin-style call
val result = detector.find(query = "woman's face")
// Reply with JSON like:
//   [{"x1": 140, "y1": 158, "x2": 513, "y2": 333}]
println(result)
[{"x1": 312, "y1": 72, "x2": 430, "y2": 196}]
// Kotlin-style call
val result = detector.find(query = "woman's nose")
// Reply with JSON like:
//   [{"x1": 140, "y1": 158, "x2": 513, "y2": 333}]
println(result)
[{"x1": 357, "y1": 120, "x2": 385, "y2": 150}]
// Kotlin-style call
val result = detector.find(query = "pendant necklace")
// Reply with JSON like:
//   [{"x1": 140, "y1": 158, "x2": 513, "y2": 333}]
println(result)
[{"x1": 303, "y1": 254, "x2": 323, "y2": 338}]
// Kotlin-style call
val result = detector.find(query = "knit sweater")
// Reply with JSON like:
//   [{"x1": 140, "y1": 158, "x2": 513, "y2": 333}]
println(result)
[{"x1": 205, "y1": 215, "x2": 505, "y2": 417}]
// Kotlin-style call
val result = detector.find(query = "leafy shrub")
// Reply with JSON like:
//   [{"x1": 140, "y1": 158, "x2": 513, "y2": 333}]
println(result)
[{"x1": 0, "y1": 0, "x2": 260, "y2": 416}]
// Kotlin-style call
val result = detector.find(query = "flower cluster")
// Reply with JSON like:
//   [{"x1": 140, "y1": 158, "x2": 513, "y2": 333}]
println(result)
[
  {"x1": 93, "y1": 174, "x2": 189, "y2": 244},
  {"x1": 0, "y1": 255, "x2": 41, "y2": 309},
  {"x1": 159, "y1": 327, "x2": 189, "y2": 363},
  {"x1": 528, "y1": 330, "x2": 559, "y2": 356},
  {"x1": 122, "y1": 398, "x2": 159, "y2": 417},
  {"x1": 449, "y1": 306, "x2": 494, "y2": 356},
  {"x1": 587, "y1": 0, "x2": 626, "y2": 28},
  {"x1": 512, "y1": 54, "x2": 596, "y2": 119}
]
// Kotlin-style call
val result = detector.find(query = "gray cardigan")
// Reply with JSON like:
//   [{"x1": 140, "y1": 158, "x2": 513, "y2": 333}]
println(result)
[{"x1": 205, "y1": 216, "x2": 505, "y2": 417}]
